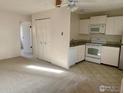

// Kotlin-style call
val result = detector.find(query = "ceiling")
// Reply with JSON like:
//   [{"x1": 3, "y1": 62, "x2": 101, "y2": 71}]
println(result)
[
  {"x1": 0, "y1": 0, "x2": 122, "y2": 15},
  {"x1": 76, "y1": 0, "x2": 123, "y2": 14}
]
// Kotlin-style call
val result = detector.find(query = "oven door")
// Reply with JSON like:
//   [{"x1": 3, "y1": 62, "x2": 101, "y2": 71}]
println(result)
[{"x1": 86, "y1": 45, "x2": 101, "y2": 58}]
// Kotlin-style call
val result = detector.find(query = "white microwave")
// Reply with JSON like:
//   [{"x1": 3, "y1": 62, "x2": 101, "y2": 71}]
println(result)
[{"x1": 89, "y1": 24, "x2": 106, "y2": 34}]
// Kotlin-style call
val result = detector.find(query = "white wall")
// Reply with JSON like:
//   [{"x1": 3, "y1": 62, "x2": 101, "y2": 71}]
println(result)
[
  {"x1": 70, "y1": 13, "x2": 80, "y2": 40},
  {"x1": 32, "y1": 7, "x2": 71, "y2": 69},
  {"x1": 0, "y1": 11, "x2": 31, "y2": 60}
]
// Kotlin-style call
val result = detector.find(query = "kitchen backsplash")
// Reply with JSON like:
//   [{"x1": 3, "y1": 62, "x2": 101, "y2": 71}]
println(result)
[{"x1": 75, "y1": 34, "x2": 122, "y2": 44}]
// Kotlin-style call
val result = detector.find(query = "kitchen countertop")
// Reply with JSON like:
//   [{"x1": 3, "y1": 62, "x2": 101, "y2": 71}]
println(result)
[
  {"x1": 70, "y1": 40, "x2": 90, "y2": 47},
  {"x1": 70, "y1": 40, "x2": 121, "y2": 47},
  {"x1": 102, "y1": 43, "x2": 121, "y2": 47}
]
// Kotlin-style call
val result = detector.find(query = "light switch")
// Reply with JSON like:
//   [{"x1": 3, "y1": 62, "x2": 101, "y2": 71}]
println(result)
[{"x1": 61, "y1": 32, "x2": 63, "y2": 36}]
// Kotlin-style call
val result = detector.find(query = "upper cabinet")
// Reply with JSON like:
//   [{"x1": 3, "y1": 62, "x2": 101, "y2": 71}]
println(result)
[
  {"x1": 106, "y1": 16, "x2": 123, "y2": 35},
  {"x1": 90, "y1": 15, "x2": 107, "y2": 24},
  {"x1": 79, "y1": 15, "x2": 122, "y2": 35},
  {"x1": 79, "y1": 19, "x2": 89, "y2": 34}
]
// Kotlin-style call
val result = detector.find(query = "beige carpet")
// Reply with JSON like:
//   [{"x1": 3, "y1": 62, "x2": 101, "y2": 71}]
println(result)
[{"x1": 0, "y1": 57, "x2": 122, "y2": 93}]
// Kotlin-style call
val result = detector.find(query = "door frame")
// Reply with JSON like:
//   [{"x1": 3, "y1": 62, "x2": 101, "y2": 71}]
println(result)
[{"x1": 19, "y1": 21, "x2": 33, "y2": 57}]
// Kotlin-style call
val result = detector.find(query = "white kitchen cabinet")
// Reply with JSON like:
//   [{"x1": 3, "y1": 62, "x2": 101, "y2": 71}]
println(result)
[
  {"x1": 90, "y1": 15, "x2": 107, "y2": 24},
  {"x1": 69, "y1": 47, "x2": 77, "y2": 66},
  {"x1": 69, "y1": 45, "x2": 85, "y2": 66},
  {"x1": 76, "y1": 45, "x2": 85, "y2": 63},
  {"x1": 106, "y1": 16, "x2": 123, "y2": 35},
  {"x1": 79, "y1": 19, "x2": 89, "y2": 34},
  {"x1": 101, "y1": 46, "x2": 120, "y2": 66}
]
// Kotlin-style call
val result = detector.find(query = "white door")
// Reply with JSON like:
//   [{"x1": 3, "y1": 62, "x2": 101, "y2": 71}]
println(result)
[
  {"x1": 101, "y1": 46, "x2": 119, "y2": 66},
  {"x1": 76, "y1": 45, "x2": 85, "y2": 63},
  {"x1": 36, "y1": 20, "x2": 45, "y2": 59},
  {"x1": 90, "y1": 15, "x2": 107, "y2": 24},
  {"x1": 69, "y1": 47, "x2": 77, "y2": 66},
  {"x1": 43, "y1": 19, "x2": 52, "y2": 61},
  {"x1": 106, "y1": 16, "x2": 123, "y2": 35},
  {"x1": 36, "y1": 19, "x2": 52, "y2": 61}
]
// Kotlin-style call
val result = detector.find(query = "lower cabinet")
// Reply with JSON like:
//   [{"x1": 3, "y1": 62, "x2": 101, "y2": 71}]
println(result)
[
  {"x1": 76, "y1": 45, "x2": 85, "y2": 63},
  {"x1": 69, "y1": 45, "x2": 85, "y2": 66},
  {"x1": 101, "y1": 46, "x2": 120, "y2": 66}
]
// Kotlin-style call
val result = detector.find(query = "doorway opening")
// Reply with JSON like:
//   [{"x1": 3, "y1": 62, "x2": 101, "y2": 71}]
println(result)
[{"x1": 20, "y1": 22, "x2": 33, "y2": 58}]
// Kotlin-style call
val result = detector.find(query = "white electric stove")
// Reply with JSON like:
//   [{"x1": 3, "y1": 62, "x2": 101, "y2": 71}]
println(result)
[{"x1": 85, "y1": 36, "x2": 106, "y2": 64}]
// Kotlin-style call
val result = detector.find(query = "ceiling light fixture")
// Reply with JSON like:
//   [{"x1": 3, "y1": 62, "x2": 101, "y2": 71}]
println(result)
[
  {"x1": 56, "y1": 0, "x2": 79, "y2": 12},
  {"x1": 68, "y1": 0, "x2": 78, "y2": 11}
]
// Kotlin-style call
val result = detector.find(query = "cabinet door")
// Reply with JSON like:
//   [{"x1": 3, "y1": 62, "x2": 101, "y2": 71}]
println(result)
[
  {"x1": 90, "y1": 15, "x2": 107, "y2": 24},
  {"x1": 76, "y1": 45, "x2": 85, "y2": 63},
  {"x1": 79, "y1": 19, "x2": 89, "y2": 34},
  {"x1": 106, "y1": 16, "x2": 123, "y2": 35},
  {"x1": 101, "y1": 46, "x2": 120, "y2": 66},
  {"x1": 69, "y1": 47, "x2": 77, "y2": 66},
  {"x1": 69, "y1": 45, "x2": 85, "y2": 66},
  {"x1": 114, "y1": 16, "x2": 123, "y2": 35}
]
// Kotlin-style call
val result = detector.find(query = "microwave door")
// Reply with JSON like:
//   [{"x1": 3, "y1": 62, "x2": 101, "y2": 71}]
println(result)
[
  {"x1": 89, "y1": 24, "x2": 106, "y2": 33},
  {"x1": 90, "y1": 28, "x2": 100, "y2": 33}
]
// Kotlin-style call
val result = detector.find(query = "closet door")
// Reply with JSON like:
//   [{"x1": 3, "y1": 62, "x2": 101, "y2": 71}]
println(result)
[
  {"x1": 36, "y1": 20, "x2": 45, "y2": 59},
  {"x1": 43, "y1": 19, "x2": 52, "y2": 61},
  {"x1": 36, "y1": 19, "x2": 52, "y2": 61}
]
